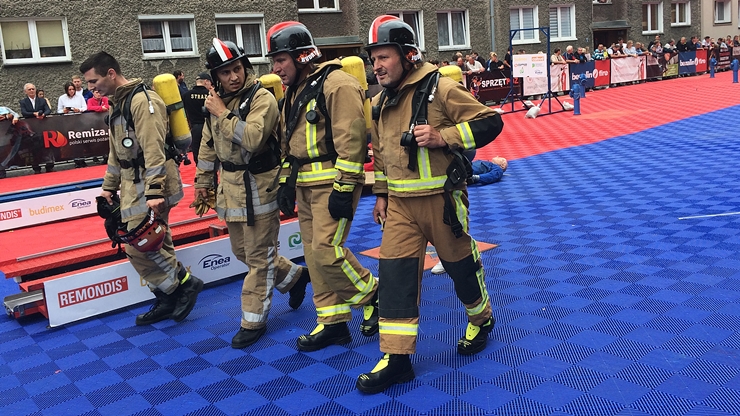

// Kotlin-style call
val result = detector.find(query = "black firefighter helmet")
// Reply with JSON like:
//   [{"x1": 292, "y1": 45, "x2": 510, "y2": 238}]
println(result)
[
  {"x1": 205, "y1": 38, "x2": 253, "y2": 88},
  {"x1": 266, "y1": 21, "x2": 321, "y2": 65},
  {"x1": 365, "y1": 15, "x2": 423, "y2": 66}
]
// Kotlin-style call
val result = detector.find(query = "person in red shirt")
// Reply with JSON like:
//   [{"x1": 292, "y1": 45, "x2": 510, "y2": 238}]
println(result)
[{"x1": 86, "y1": 90, "x2": 109, "y2": 112}]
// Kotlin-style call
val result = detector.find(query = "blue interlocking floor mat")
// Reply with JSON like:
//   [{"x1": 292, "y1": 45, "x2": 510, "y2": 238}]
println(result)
[{"x1": 2, "y1": 106, "x2": 740, "y2": 415}]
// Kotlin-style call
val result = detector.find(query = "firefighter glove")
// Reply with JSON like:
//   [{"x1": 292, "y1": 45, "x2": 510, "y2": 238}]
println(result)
[
  {"x1": 277, "y1": 184, "x2": 297, "y2": 217},
  {"x1": 328, "y1": 182, "x2": 355, "y2": 221},
  {"x1": 189, "y1": 189, "x2": 216, "y2": 217}
]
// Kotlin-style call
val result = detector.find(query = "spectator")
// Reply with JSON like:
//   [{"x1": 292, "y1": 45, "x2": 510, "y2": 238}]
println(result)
[
  {"x1": 472, "y1": 51, "x2": 486, "y2": 67},
  {"x1": 734, "y1": 35, "x2": 740, "y2": 47},
  {"x1": 57, "y1": 81, "x2": 87, "y2": 114},
  {"x1": 86, "y1": 90, "x2": 109, "y2": 112},
  {"x1": 583, "y1": 47, "x2": 593, "y2": 61},
  {"x1": 465, "y1": 55, "x2": 484, "y2": 75},
  {"x1": 19, "y1": 83, "x2": 51, "y2": 119},
  {"x1": 648, "y1": 35, "x2": 661, "y2": 50},
  {"x1": 564, "y1": 46, "x2": 580, "y2": 63},
  {"x1": 617, "y1": 37, "x2": 627, "y2": 49},
  {"x1": 611, "y1": 43, "x2": 626, "y2": 57},
  {"x1": 486, "y1": 52, "x2": 505, "y2": 72},
  {"x1": 456, "y1": 57, "x2": 466, "y2": 72},
  {"x1": 173, "y1": 69, "x2": 188, "y2": 95},
  {"x1": 702, "y1": 36, "x2": 711, "y2": 48},
  {"x1": 593, "y1": 44, "x2": 607, "y2": 60},
  {"x1": 635, "y1": 42, "x2": 646, "y2": 55},
  {"x1": 663, "y1": 39, "x2": 676, "y2": 52},
  {"x1": 650, "y1": 41, "x2": 663, "y2": 56},
  {"x1": 504, "y1": 48, "x2": 513, "y2": 68},
  {"x1": 0, "y1": 106, "x2": 20, "y2": 179},
  {"x1": 182, "y1": 73, "x2": 211, "y2": 165},
  {"x1": 624, "y1": 40, "x2": 638, "y2": 56},
  {"x1": 551, "y1": 48, "x2": 566, "y2": 64},
  {"x1": 72, "y1": 75, "x2": 93, "y2": 101},
  {"x1": 689, "y1": 36, "x2": 700, "y2": 50},
  {"x1": 440, "y1": 60, "x2": 449, "y2": 66},
  {"x1": 36, "y1": 89, "x2": 52, "y2": 110}
]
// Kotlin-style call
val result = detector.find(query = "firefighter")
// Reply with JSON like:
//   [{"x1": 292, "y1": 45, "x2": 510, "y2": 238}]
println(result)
[
  {"x1": 267, "y1": 22, "x2": 379, "y2": 351},
  {"x1": 357, "y1": 16, "x2": 505, "y2": 394},
  {"x1": 80, "y1": 51, "x2": 204, "y2": 326},
  {"x1": 193, "y1": 39, "x2": 311, "y2": 349}
]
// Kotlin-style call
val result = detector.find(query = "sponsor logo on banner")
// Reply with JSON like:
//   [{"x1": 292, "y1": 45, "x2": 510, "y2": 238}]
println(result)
[
  {"x1": 680, "y1": 59, "x2": 698, "y2": 67},
  {"x1": 288, "y1": 232, "x2": 302, "y2": 248},
  {"x1": 0, "y1": 208, "x2": 22, "y2": 221},
  {"x1": 43, "y1": 130, "x2": 68, "y2": 148},
  {"x1": 199, "y1": 254, "x2": 231, "y2": 271},
  {"x1": 69, "y1": 198, "x2": 92, "y2": 209},
  {"x1": 67, "y1": 128, "x2": 109, "y2": 146},
  {"x1": 29, "y1": 205, "x2": 65, "y2": 216},
  {"x1": 58, "y1": 277, "x2": 129, "y2": 308}
]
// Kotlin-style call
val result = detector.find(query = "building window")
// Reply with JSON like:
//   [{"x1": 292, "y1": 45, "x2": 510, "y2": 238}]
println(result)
[
  {"x1": 139, "y1": 16, "x2": 197, "y2": 58},
  {"x1": 297, "y1": 0, "x2": 338, "y2": 11},
  {"x1": 671, "y1": 1, "x2": 690, "y2": 25},
  {"x1": 216, "y1": 15, "x2": 266, "y2": 60},
  {"x1": 388, "y1": 11, "x2": 425, "y2": 50},
  {"x1": 0, "y1": 18, "x2": 71, "y2": 64},
  {"x1": 549, "y1": 5, "x2": 576, "y2": 41},
  {"x1": 437, "y1": 11, "x2": 469, "y2": 50},
  {"x1": 642, "y1": 2, "x2": 663, "y2": 33},
  {"x1": 510, "y1": 7, "x2": 539, "y2": 44},
  {"x1": 715, "y1": 0, "x2": 731, "y2": 23}
]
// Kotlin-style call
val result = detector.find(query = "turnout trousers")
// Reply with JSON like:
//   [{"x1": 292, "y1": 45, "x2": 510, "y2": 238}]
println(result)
[
  {"x1": 378, "y1": 191, "x2": 493, "y2": 355},
  {"x1": 125, "y1": 207, "x2": 182, "y2": 294},
  {"x1": 296, "y1": 183, "x2": 376, "y2": 324},
  {"x1": 227, "y1": 209, "x2": 304, "y2": 330}
]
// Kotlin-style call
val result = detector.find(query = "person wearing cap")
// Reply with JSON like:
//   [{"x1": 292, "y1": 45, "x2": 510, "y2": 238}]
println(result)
[
  {"x1": 80, "y1": 51, "x2": 204, "y2": 326},
  {"x1": 193, "y1": 38, "x2": 311, "y2": 349},
  {"x1": 183, "y1": 73, "x2": 212, "y2": 164},
  {"x1": 357, "y1": 15, "x2": 504, "y2": 394},
  {"x1": 266, "y1": 21, "x2": 379, "y2": 352}
]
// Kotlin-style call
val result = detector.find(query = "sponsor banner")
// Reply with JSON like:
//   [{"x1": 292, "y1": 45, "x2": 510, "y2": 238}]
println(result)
[
  {"x1": 523, "y1": 64, "x2": 570, "y2": 96},
  {"x1": 0, "y1": 187, "x2": 99, "y2": 231},
  {"x1": 593, "y1": 60, "x2": 611, "y2": 87},
  {"x1": 610, "y1": 56, "x2": 646, "y2": 83},
  {"x1": 45, "y1": 219, "x2": 303, "y2": 326},
  {"x1": 512, "y1": 54, "x2": 547, "y2": 78},
  {"x1": 696, "y1": 49, "x2": 708, "y2": 72},
  {"x1": 0, "y1": 112, "x2": 108, "y2": 170},
  {"x1": 568, "y1": 62, "x2": 596, "y2": 89},
  {"x1": 463, "y1": 70, "x2": 521, "y2": 104},
  {"x1": 678, "y1": 51, "x2": 697, "y2": 75},
  {"x1": 646, "y1": 52, "x2": 678, "y2": 79},
  {"x1": 718, "y1": 48, "x2": 731, "y2": 69}
]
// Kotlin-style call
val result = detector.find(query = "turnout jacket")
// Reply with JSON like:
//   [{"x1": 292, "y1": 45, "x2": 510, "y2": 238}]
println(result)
[
  {"x1": 280, "y1": 59, "x2": 367, "y2": 187},
  {"x1": 371, "y1": 63, "x2": 504, "y2": 197},
  {"x1": 103, "y1": 79, "x2": 183, "y2": 223},
  {"x1": 194, "y1": 74, "x2": 280, "y2": 222}
]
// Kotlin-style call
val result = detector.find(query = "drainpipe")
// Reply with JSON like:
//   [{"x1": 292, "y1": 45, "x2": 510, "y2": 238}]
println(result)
[{"x1": 490, "y1": 0, "x2": 496, "y2": 52}]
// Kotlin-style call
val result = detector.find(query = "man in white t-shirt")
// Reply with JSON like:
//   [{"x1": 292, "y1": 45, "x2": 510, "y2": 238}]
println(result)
[{"x1": 465, "y1": 55, "x2": 484, "y2": 75}]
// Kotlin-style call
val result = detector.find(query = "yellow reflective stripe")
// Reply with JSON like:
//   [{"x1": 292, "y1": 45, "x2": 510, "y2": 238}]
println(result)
[
  {"x1": 374, "y1": 171, "x2": 387, "y2": 182},
  {"x1": 457, "y1": 122, "x2": 475, "y2": 150},
  {"x1": 379, "y1": 322, "x2": 418, "y2": 336},
  {"x1": 387, "y1": 176, "x2": 447, "y2": 192},
  {"x1": 332, "y1": 218, "x2": 347, "y2": 247},
  {"x1": 306, "y1": 100, "x2": 319, "y2": 158},
  {"x1": 297, "y1": 168, "x2": 338, "y2": 183},
  {"x1": 317, "y1": 304, "x2": 351, "y2": 317},
  {"x1": 417, "y1": 147, "x2": 432, "y2": 179},
  {"x1": 453, "y1": 190, "x2": 469, "y2": 233},
  {"x1": 335, "y1": 158, "x2": 364, "y2": 174},
  {"x1": 465, "y1": 237, "x2": 489, "y2": 317},
  {"x1": 344, "y1": 262, "x2": 374, "y2": 304}
]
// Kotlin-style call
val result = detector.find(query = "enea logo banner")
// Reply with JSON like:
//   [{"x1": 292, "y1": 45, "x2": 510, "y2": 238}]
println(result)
[{"x1": 199, "y1": 254, "x2": 231, "y2": 271}]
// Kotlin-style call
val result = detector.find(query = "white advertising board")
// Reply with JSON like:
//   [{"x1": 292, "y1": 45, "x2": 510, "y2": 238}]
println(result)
[
  {"x1": 512, "y1": 54, "x2": 548, "y2": 78},
  {"x1": 523, "y1": 64, "x2": 571, "y2": 96},
  {"x1": 0, "y1": 187, "x2": 100, "y2": 231},
  {"x1": 44, "y1": 219, "x2": 303, "y2": 327}
]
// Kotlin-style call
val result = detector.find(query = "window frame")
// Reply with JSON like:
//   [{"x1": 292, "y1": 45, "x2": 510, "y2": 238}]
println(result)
[
  {"x1": 297, "y1": 0, "x2": 340, "y2": 12},
  {"x1": 715, "y1": 0, "x2": 731, "y2": 23},
  {"x1": 138, "y1": 14, "x2": 198, "y2": 59},
  {"x1": 436, "y1": 10, "x2": 470, "y2": 51},
  {"x1": 387, "y1": 10, "x2": 425, "y2": 51},
  {"x1": 0, "y1": 17, "x2": 72, "y2": 65},
  {"x1": 670, "y1": 1, "x2": 691, "y2": 26},
  {"x1": 642, "y1": 2, "x2": 664, "y2": 34},
  {"x1": 549, "y1": 4, "x2": 577, "y2": 42},
  {"x1": 510, "y1": 6, "x2": 540, "y2": 45},
  {"x1": 215, "y1": 13, "x2": 267, "y2": 64}
]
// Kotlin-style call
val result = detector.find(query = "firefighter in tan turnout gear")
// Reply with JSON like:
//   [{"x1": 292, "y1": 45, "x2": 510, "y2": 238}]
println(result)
[
  {"x1": 194, "y1": 39, "x2": 310, "y2": 349},
  {"x1": 80, "y1": 52, "x2": 204, "y2": 326},
  {"x1": 356, "y1": 16, "x2": 505, "y2": 394},
  {"x1": 267, "y1": 22, "x2": 379, "y2": 351}
]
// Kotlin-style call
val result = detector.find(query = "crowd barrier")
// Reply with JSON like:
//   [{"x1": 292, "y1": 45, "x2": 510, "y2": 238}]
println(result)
[
  {"x1": 0, "y1": 112, "x2": 108, "y2": 172},
  {"x1": 463, "y1": 48, "x2": 735, "y2": 104}
]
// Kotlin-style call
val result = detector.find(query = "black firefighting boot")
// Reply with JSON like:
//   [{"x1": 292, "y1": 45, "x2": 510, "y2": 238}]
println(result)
[
  {"x1": 171, "y1": 266, "x2": 204, "y2": 322},
  {"x1": 231, "y1": 326, "x2": 267, "y2": 349},
  {"x1": 296, "y1": 322, "x2": 351, "y2": 352},
  {"x1": 360, "y1": 289, "x2": 379, "y2": 337},
  {"x1": 288, "y1": 267, "x2": 311, "y2": 310},
  {"x1": 356, "y1": 353, "x2": 415, "y2": 394},
  {"x1": 457, "y1": 316, "x2": 495, "y2": 355},
  {"x1": 135, "y1": 290, "x2": 177, "y2": 326}
]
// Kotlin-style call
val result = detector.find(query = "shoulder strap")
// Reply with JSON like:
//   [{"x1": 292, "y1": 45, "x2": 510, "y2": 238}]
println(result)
[
  {"x1": 112, "y1": 83, "x2": 148, "y2": 132},
  {"x1": 283, "y1": 64, "x2": 340, "y2": 144},
  {"x1": 237, "y1": 81, "x2": 263, "y2": 120},
  {"x1": 410, "y1": 71, "x2": 440, "y2": 128}
]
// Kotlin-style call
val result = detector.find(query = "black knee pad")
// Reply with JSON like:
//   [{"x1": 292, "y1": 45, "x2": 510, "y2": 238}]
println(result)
[
  {"x1": 441, "y1": 254, "x2": 483, "y2": 305},
  {"x1": 378, "y1": 258, "x2": 420, "y2": 319}
]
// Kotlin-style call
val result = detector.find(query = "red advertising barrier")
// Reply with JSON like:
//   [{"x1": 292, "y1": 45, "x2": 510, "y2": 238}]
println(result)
[{"x1": 594, "y1": 60, "x2": 611, "y2": 87}]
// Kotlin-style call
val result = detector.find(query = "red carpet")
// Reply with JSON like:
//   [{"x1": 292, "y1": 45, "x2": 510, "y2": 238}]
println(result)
[{"x1": 2, "y1": 71, "x2": 739, "y2": 276}]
